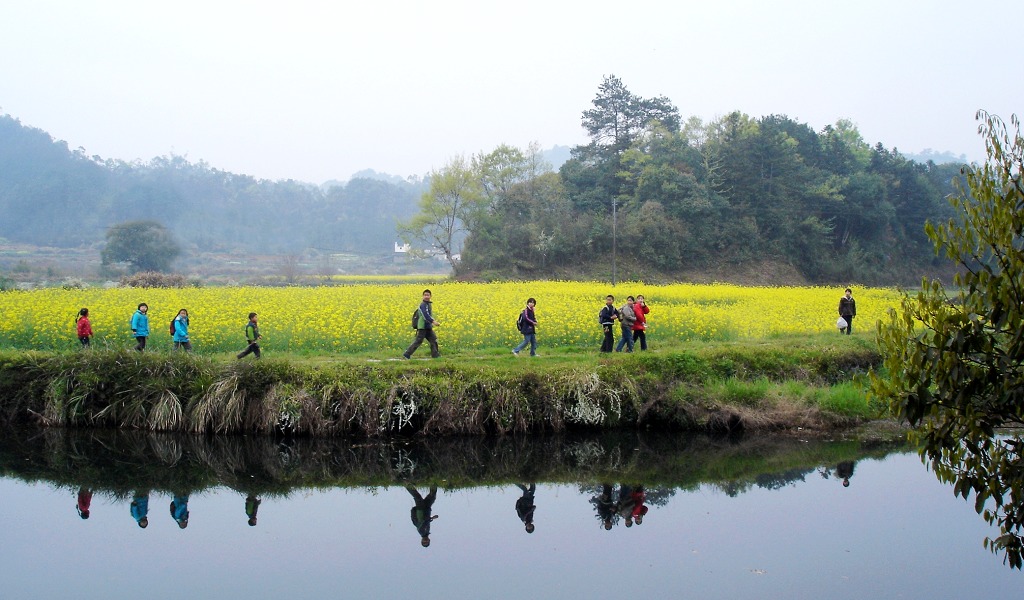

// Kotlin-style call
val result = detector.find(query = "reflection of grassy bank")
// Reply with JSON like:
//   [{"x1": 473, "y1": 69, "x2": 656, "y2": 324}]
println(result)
[
  {"x1": 0, "y1": 426, "x2": 908, "y2": 498},
  {"x1": 0, "y1": 337, "x2": 883, "y2": 436}
]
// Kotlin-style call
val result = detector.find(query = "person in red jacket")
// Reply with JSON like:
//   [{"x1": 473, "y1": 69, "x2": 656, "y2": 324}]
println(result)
[
  {"x1": 75, "y1": 308, "x2": 93, "y2": 348},
  {"x1": 631, "y1": 295, "x2": 650, "y2": 351}
]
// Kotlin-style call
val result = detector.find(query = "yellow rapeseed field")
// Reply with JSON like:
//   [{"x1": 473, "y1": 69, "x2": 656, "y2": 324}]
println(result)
[{"x1": 0, "y1": 282, "x2": 900, "y2": 353}]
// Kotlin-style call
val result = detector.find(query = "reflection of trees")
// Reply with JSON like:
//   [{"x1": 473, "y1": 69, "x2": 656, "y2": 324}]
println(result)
[
  {"x1": 754, "y1": 468, "x2": 814, "y2": 491},
  {"x1": 0, "y1": 426, "x2": 905, "y2": 506}
]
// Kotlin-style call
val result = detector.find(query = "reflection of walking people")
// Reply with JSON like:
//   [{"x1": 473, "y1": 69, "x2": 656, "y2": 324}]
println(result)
[
  {"x1": 173, "y1": 309, "x2": 192, "y2": 352},
  {"x1": 599, "y1": 296, "x2": 619, "y2": 353},
  {"x1": 170, "y1": 494, "x2": 190, "y2": 529},
  {"x1": 76, "y1": 487, "x2": 93, "y2": 519},
  {"x1": 131, "y1": 491, "x2": 149, "y2": 528},
  {"x1": 515, "y1": 483, "x2": 536, "y2": 533},
  {"x1": 130, "y1": 303, "x2": 149, "y2": 351},
  {"x1": 76, "y1": 308, "x2": 93, "y2": 348},
  {"x1": 629, "y1": 485, "x2": 648, "y2": 524},
  {"x1": 836, "y1": 461, "x2": 856, "y2": 487},
  {"x1": 512, "y1": 298, "x2": 538, "y2": 357},
  {"x1": 403, "y1": 289, "x2": 440, "y2": 359},
  {"x1": 632, "y1": 295, "x2": 650, "y2": 351},
  {"x1": 617, "y1": 484, "x2": 637, "y2": 526},
  {"x1": 591, "y1": 483, "x2": 616, "y2": 530},
  {"x1": 838, "y1": 288, "x2": 856, "y2": 335},
  {"x1": 237, "y1": 313, "x2": 262, "y2": 360},
  {"x1": 406, "y1": 484, "x2": 439, "y2": 547},
  {"x1": 245, "y1": 495, "x2": 261, "y2": 526},
  {"x1": 615, "y1": 296, "x2": 636, "y2": 352}
]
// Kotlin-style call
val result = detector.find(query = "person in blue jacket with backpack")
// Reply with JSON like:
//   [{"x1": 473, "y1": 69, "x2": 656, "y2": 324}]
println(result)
[
  {"x1": 172, "y1": 308, "x2": 192, "y2": 352},
  {"x1": 130, "y1": 303, "x2": 149, "y2": 351}
]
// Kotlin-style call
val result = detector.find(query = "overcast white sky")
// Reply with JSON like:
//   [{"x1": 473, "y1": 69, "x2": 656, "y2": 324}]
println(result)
[{"x1": 1, "y1": 0, "x2": 1021, "y2": 184}]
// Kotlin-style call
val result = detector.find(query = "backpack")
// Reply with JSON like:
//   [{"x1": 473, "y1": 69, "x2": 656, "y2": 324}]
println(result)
[
  {"x1": 169, "y1": 319, "x2": 176, "y2": 335},
  {"x1": 411, "y1": 309, "x2": 420, "y2": 329},
  {"x1": 516, "y1": 311, "x2": 525, "y2": 332}
]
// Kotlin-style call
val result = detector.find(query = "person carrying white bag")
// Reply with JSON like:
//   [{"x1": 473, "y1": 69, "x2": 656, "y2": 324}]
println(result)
[{"x1": 838, "y1": 288, "x2": 856, "y2": 335}]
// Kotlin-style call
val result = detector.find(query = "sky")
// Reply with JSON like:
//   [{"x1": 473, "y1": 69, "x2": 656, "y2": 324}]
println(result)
[{"x1": 1, "y1": 0, "x2": 1021, "y2": 184}]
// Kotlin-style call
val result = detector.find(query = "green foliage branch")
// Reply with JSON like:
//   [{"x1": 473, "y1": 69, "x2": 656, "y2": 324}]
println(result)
[{"x1": 871, "y1": 111, "x2": 1024, "y2": 568}]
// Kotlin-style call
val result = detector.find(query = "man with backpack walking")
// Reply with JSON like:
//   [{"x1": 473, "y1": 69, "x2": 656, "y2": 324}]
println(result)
[
  {"x1": 599, "y1": 295, "x2": 619, "y2": 353},
  {"x1": 403, "y1": 289, "x2": 440, "y2": 359}
]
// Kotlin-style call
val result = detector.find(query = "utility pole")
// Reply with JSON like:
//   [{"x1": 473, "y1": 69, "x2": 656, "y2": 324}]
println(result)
[{"x1": 611, "y1": 198, "x2": 617, "y2": 286}]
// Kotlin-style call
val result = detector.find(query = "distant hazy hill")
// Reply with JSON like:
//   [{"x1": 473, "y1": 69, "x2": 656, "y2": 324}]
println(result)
[
  {"x1": 902, "y1": 149, "x2": 969, "y2": 165},
  {"x1": 0, "y1": 115, "x2": 425, "y2": 254}
]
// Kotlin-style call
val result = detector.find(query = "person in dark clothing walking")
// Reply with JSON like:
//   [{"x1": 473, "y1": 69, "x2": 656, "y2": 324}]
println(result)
[
  {"x1": 403, "y1": 289, "x2": 440, "y2": 359},
  {"x1": 599, "y1": 295, "x2": 619, "y2": 353},
  {"x1": 237, "y1": 312, "x2": 262, "y2": 359},
  {"x1": 512, "y1": 298, "x2": 539, "y2": 357},
  {"x1": 838, "y1": 288, "x2": 856, "y2": 335},
  {"x1": 406, "y1": 484, "x2": 439, "y2": 547}
]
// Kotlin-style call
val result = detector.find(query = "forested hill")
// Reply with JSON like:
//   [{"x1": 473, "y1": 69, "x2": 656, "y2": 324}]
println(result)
[
  {"x1": 0, "y1": 115, "x2": 424, "y2": 254},
  {"x1": 427, "y1": 77, "x2": 968, "y2": 286}
]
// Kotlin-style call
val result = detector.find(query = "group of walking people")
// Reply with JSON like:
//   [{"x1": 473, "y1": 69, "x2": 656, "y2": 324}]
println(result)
[
  {"x1": 401, "y1": 289, "x2": 654, "y2": 360},
  {"x1": 73, "y1": 303, "x2": 262, "y2": 359},
  {"x1": 70, "y1": 287, "x2": 855, "y2": 359},
  {"x1": 598, "y1": 294, "x2": 650, "y2": 353}
]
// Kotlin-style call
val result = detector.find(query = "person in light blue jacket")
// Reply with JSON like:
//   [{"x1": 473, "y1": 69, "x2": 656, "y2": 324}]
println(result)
[
  {"x1": 173, "y1": 308, "x2": 192, "y2": 352},
  {"x1": 130, "y1": 303, "x2": 150, "y2": 352}
]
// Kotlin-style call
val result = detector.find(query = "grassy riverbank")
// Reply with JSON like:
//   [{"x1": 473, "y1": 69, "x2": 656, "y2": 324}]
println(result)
[{"x1": 0, "y1": 334, "x2": 885, "y2": 436}]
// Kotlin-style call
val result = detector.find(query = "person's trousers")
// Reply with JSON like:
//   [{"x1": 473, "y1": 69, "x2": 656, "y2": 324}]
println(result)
[
  {"x1": 404, "y1": 328, "x2": 439, "y2": 358},
  {"x1": 514, "y1": 334, "x2": 537, "y2": 356},
  {"x1": 633, "y1": 330, "x2": 647, "y2": 350},
  {"x1": 600, "y1": 325, "x2": 614, "y2": 352},
  {"x1": 615, "y1": 327, "x2": 634, "y2": 352},
  {"x1": 134, "y1": 336, "x2": 147, "y2": 352},
  {"x1": 238, "y1": 341, "x2": 261, "y2": 359}
]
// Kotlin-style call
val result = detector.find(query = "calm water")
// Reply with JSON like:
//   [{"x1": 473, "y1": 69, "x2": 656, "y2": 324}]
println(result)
[{"x1": 0, "y1": 428, "x2": 1020, "y2": 599}]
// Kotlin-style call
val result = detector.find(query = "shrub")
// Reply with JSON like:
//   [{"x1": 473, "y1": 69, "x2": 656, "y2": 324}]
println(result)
[{"x1": 119, "y1": 271, "x2": 195, "y2": 288}]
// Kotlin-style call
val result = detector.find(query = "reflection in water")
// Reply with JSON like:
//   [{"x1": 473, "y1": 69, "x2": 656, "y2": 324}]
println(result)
[
  {"x1": 170, "y1": 494, "x2": 189, "y2": 529},
  {"x1": 3, "y1": 426, "x2": 1024, "y2": 596},
  {"x1": 245, "y1": 495, "x2": 260, "y2": 527},
  {"x1": 76, "y1": 487, "x2": 92, "y2": 519},
  {"x1": 818, "y1": 460, "x2": 857, "y2": 488},
  {"x1": 406, "y1": 484, "x2": 439, "y2": 547},
  {"x1": 514, "y1": 483, "x2": 536, "y2": 533},
  {"x1": 131, "y1": 491, "x2": 149, "y2": 528},
  {"x1": 0, "y1": 425, "x2": 908, "y2": 539},
  {"x1": 2, "y1": 427, "x2": 905, "y2": 501}
]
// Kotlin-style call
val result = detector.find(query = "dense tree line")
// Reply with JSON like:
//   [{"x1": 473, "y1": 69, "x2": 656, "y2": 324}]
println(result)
[
  {"x1": 0, "y1": 115, "x2": 424, "y2": 255},
  {"x1": 408, "y1": 76, "x2": 963, "y2": 284}
]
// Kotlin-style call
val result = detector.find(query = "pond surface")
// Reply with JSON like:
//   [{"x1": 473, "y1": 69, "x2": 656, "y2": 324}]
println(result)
[{"x1": 0, "y1": 427, "x2": 1020, "y2": 598}]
